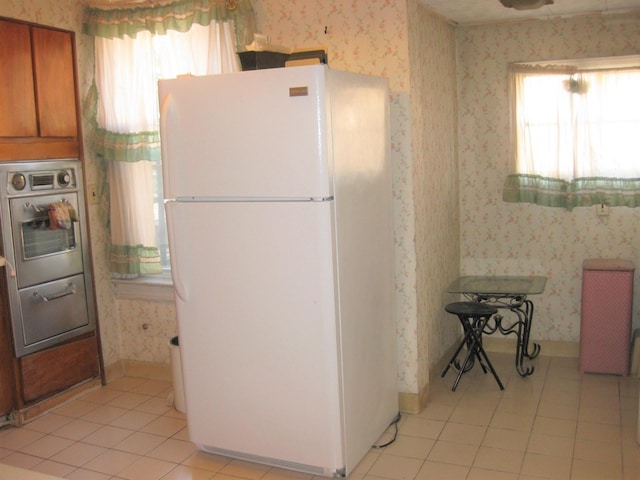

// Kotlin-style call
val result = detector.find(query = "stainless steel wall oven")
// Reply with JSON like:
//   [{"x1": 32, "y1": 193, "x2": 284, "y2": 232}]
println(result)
[{"x1": 0, "y1": 159, "x2": 96, "y2": 357}]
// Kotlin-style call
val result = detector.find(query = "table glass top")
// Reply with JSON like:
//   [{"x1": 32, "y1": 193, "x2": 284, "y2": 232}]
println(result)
[{"x1": 447, "y1": 275, "x2": 547, "y2": 295}]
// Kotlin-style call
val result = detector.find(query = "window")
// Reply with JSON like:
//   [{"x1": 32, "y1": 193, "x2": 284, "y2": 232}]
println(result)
[
  {"x1": 84, "y1": 0, "x2": 252, "y2": 278},
  {"x1": 503, "y1": 56, "x2": 640, "y2": 209}
]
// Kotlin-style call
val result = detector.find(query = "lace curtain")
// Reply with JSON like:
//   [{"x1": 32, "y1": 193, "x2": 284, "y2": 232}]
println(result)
[
  {"x1": 503, "y1": 62, "x2": 640, "y2": 209},
  {"x1": 84, "y1": 0, "x2": 254, "y2": 277}
]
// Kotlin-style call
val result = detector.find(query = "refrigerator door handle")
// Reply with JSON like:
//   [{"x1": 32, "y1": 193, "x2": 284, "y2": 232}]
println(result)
[
  {"x1": 164, "y1": 201, "x2": 187, "y2": 301},
  {"x1": 160, "y1": 93, "x2": 177, "y2": 198}
]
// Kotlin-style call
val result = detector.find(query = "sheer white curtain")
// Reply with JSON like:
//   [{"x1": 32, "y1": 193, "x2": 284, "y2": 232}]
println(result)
[
  {"x1": 93, "y1": 21, "x2": 239, "y2": 277},
  {"x1": 511, "y1": 70, "x2": 574, "y2": 179},
  {"x1": 577, "y1": 69, "x2": 640, "y2": 178},
  {"x1": 511, "y1": 66, "x2": 640, "y2": 180}
]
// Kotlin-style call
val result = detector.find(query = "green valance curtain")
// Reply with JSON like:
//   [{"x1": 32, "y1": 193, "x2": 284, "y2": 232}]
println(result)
[
  {"x1": 84, "y1": 0, "x2": 254, "y2": 278},
  {"x1": 84, "y1": 0, "x2": 255, "y2": 49},
  {"x1": 503, "y1": 174, "x2": 640, "y2": 210}
]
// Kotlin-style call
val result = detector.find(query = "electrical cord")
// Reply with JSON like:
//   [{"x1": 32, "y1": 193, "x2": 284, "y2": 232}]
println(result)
[{"x1": 372, "y1": 412, "x2": 401, "y2": 449}]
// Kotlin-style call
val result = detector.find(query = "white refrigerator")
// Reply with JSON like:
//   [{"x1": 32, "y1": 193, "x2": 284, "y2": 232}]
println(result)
[{"x1": 158, "y1": 65, "x2": 398, "y2": 477}]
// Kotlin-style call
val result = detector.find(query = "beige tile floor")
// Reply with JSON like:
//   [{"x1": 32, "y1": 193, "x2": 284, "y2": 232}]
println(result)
[{"x1": 0, "y1": 352, "x2": 638, "y2": 480}]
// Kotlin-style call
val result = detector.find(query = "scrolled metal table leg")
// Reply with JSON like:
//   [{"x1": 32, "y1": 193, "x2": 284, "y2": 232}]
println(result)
[
  {"x1": 522, "y1": 299, "x2": 541, "y2": 359},
  {"x1": 510, "y1": 306, "x2": 535, "y2": 377}
]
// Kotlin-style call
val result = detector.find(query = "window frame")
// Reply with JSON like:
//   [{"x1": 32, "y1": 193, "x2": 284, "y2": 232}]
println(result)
[{"x1": 503, "y1": 55, "x2": 640, "y2": 210}]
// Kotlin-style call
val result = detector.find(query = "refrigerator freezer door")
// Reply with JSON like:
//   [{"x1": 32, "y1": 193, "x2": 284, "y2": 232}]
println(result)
[
  {"x1": 159, "y1": 66, "x2": 332, "y2": 200},
  {"x1": 165, "y1": 199, "x2": 344, "y2": 474}
]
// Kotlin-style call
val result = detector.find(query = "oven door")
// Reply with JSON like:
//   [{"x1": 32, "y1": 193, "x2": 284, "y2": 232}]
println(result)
[{"x1": 10, "y1": 192, "x2": 84, "y2": 289}]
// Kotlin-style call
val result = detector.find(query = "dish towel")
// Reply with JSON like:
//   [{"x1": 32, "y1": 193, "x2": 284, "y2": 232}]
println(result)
[{"x1": 49, "y1": 202, "x2": 77, "y2": 230}]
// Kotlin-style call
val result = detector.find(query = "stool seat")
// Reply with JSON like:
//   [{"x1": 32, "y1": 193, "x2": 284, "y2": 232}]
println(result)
[
  {"x1": 441, "y1": 301, "x2": 504, "y2": 391},
  {"x1": 446, "y1": 301, "x2": 497, "y2": 317}
]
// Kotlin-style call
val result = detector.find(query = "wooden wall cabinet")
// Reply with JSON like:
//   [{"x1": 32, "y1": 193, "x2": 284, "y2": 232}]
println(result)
[{"x1": 0, "y1": 18, "x2": 79, "y2": 160}]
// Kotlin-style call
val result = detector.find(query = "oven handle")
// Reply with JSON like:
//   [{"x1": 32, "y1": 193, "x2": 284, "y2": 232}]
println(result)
[{"x1": 32, "y1": 282, "x2": 77, "y2": 302}]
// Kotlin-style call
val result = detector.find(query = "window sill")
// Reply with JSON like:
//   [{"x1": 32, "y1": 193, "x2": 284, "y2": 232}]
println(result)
[{"x1": 112, "y1": 273, "x2": 175, "y2": 303}]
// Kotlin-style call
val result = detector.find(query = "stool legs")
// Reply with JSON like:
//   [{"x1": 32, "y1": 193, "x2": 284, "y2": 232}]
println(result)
[{"x1": 441, "y1": 313, "x2": 505, "y2": 391}]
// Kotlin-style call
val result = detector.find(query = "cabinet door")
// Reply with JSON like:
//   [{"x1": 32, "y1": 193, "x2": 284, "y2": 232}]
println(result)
[
  {"x1": 0, "y1": 20, "x2": 38, "y2": 137},
  {"x1": 31, "y1": 27, "x2": 78, "y2": 138}
]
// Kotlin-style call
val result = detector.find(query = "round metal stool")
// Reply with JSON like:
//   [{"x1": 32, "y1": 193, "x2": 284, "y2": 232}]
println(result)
[{"x1": 441, "y1": 301, "x2": 504, "y2": 391}]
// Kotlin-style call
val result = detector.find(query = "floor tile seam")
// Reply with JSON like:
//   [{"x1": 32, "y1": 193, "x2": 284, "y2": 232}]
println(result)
[
  {"x1": 466, "y1": 454, "x2": 526, "y2": 479},
  {"x1": 571, "y1": 453, "x2": 625, "y2": 472},
  {"x1": 80, "y1": 411, "x2": 131, "y2": 424},
  {"x1": 17, "y1": 430, "x2": 82, "y2": 448},
  {"x1": 432, "y1": 431, "x2": 485, "y2": 449},
  {"x1": 106, "y1": 422, "x2": 162, "y2": 434},
  {"x1": 0, "y1": 430, "x2": 48, "y2": 450},
  {"x1": 574, "y1": 389, "x2": 624, "y2": 427},
  {"x1": 142, "y1": 445, "x2": 196, "y2": 464},
  {"x1": 30, "y1": 440, "x2": 106, "y2": 468},
  {"x1": 109, "y1": 437, "x2": 169, "y2": 456},
  {"x1": 80, "y1": 396, "x2": 127, "y2": 407},
  {"x1": 26, "y1": 419, "x2": 109, "y2": 440},
  {"x1": 106, "y1": 397, "x2": 156, "y2": 410},
  {"x1": 571, "y1": 442, "x2": 624, "y2": 465},
  {"x1": 4, "y1": 450, "x2": 53, "y2": 469},
  {"x1": 16, "y1": 442, "x2": 77, "y2": 461},
  {"x1": 152, "y1": 463, "x2": 214, "y2": 480},
  {"x1": 518, "y1": 394, "x2": 556, "y2": 478},
  {"x1": 78, "y1": 450, "x2": 146, "y2": 477},
  {"x1": 568, "y1": 425, "x2": 625, "y2": 478},
  {"x1": 30, "y1": 459, "x2": 81, "y2": 477},
  {"x1": 385, "y1": 431, "x2": 440, "y2": 446},
  {"x1": 113, "y1": 434, "x2": 179, "y2": 459},
  {"x1": 51, "y1": 404, "x2": 101, "y2": 419},
  {"x1": 370, "y1": 450, "x2": 444, "y2": 480},
  {"x1": 19, "y1": 453, "x2": 70, "y2": 475},
  {"x1": 80, "y1": 413, "x2": 139, "y2": 431},
  {"x1": 520, "y1": 450, "x2": 573, "y2": 480},
  {"x1": 474, "y1": 411, "x2": 531, "y2": 477},
  {"x1": 507, "y1": 381, "x2": 547, "y2": 475},
  {"x1": 81, "y1": 429, "x2": 138, "y2": 449}
]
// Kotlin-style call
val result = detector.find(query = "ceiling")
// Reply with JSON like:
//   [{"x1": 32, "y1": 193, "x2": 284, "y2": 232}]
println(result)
[{"x1": 419, "y1": 0, "x2": 640, "y2": 25}]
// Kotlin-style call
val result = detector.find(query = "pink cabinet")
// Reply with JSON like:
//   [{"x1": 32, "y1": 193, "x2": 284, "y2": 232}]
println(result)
[{"x1": 580, "y1": 259, "x2": 635, "y2": 375}]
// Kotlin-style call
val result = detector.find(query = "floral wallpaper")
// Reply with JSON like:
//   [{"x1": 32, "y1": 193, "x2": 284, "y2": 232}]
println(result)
[
  {"x1": 118, "y1": 299, "x2": 177, "y2": 363},
  {"x1": 457, "y1": 14, "x2": 640, "y2": 344},
  {"x1": 407, "y1": 2, "x2": 459, "y2": 395}
]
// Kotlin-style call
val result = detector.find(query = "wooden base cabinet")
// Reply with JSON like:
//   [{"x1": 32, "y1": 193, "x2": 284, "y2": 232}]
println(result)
[
  {"x1": 17, "y1": 335, "x2": 100, "y2": 406},
  {"x1": 0, "y1": 332, "x2": 101, "y2": 424},
  {"x1": 0, "y1": 18, "x2": 79, "y2": 160}
]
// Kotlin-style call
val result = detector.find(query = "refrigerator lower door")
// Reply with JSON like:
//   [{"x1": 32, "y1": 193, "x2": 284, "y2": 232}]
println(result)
[{"x1": 166, "y1": 200, "x2": 345, "y2": 475}]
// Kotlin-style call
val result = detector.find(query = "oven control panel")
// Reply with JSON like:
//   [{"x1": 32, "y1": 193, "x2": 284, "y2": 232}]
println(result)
[{"x1": 7, "y1": 168, "x2": 77, "y2": 196}]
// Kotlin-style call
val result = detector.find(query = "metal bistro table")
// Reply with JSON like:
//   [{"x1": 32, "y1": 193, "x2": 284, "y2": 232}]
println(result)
[{"x1": 447, "y1": 275, "x2": 547, "y2": 377}]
